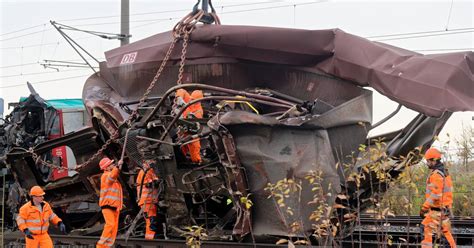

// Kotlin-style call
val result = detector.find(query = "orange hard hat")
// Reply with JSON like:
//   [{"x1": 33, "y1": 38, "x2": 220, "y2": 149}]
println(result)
[
  {"x1": 424, "y1": 148, "x2": 442, "y2": 160},
  {"x1": 29, "y1": 186, "x2": 45, "y2": 197},
  {"x1": 99, "y1": 157, "x2": 114, "y2": 170},
  {"x1": 190, "y1": 90, "x2": 203, "y2": 100},
  {"x1": 176, "y1": 89, "x2": 191, "y2": 102}
]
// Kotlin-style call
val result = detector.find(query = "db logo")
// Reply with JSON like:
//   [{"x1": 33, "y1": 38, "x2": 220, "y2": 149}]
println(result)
[{"x1": 120, "y1": 52, "x2": 137, "y2": 65}]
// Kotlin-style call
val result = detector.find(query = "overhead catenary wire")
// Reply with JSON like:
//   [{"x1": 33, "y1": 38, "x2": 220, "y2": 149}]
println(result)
[
  {"x1": 374, "y1": 29, "x2": 474, "y2": 42},
  {"x1": 1, "y1": 1, "x2": 326, "y2": 42},
  {"x1": 0, "y1": 58, "x2": 105, "y2": 68},
  {"x1": 37, "y1": 24, "x2": 47, "y2": 62},
  {"x1": 1, "y1": 74, "x2": 91, "y2": 89},
  {"x1": 414, "y1": 48, "x2": 474, "y2": 52},
  {"x1": 56, "y1": 0, "x2": 282, "y2": 22},
  {"x1": 365, "y1": 27, "x2": 474, "y2": 39},
  {"x1": 0, "y1": 68, "x2": 90, "y2": 78},
  {"x1": 1, "y1": 1, "x2": 472, "y2": 89},
  {"x1": 0, "y1": 29, "x2": 54, "y2": 42},
  {"x1": 220, "y1": 0, "x2": 328, "y2": 14},
  {"x1": 1, "y1": 2, "x2": 472, "y2": 45},
  {"x1": 445, "y1": 0, "x2": 454, "y2": 30},
  {"x1": 0, "y1": 1, "x2": 277, "y2": 38},
  {"x1": 0, "y1": 23, "x2": 48, "y2": 37},
  {"x1": 0, "y1": 62, "x2": 39, "y2": 68}
]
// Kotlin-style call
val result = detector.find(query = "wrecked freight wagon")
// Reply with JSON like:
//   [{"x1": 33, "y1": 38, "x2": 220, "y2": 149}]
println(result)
[
  {"x1": 4, "y1": 22, "x2": 474, "y2": 242},
  {"x1": 0, "y1": 83, "x2": 105, "y2": 230}
]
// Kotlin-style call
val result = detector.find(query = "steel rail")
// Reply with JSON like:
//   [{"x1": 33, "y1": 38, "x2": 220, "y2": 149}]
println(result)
[{"x1": 3, "y1": 231, "x2": 318, "y2": 247}]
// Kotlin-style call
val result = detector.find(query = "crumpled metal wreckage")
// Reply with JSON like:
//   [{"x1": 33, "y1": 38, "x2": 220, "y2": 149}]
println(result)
[{"x1": 2, "y1": 25, "x2": 473, "y2": 243}]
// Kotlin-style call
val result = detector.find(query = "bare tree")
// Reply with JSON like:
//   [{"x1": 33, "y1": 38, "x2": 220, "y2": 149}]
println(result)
[{"x1": 455, "y1": 124, "x2": 474, "y2": 171}]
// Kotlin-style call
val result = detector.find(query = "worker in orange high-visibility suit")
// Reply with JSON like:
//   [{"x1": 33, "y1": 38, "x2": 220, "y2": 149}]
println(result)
[
  {"x1": 420, "y1": 148, "x2": 456, "y2": 248},
  {"x1": 174, "y1": 88, "x2": 192, "y2": 118},
  {"x1": 185, "y1": 90, "x2": 204, "y2": 163},
  {"x1": 173, "y1": 89, "x2": 204, "y2": 163},
  {"x1": 97, "y1": 157, "x2": 123, "y2": 248},
  {"x1": 16, "y1": 186, "x2": 66, "y2": 248},
  {"x1": 136, "y1": 160, "x2": 161, "y2": 239}
]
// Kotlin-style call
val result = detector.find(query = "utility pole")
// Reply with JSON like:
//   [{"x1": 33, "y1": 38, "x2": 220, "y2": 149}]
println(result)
[{"x1": 121, "y1": 0, "x2": 130, "y2": 46}]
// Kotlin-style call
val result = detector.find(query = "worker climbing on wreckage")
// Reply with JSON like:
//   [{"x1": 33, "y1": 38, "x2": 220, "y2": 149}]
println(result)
[
  {"x1": 16, "y1": 186, "x2": 66, "y2": 248},
  {"x1": 136, "y1": 159, "x2": 164, "y2": 239},
  {"x1": 420, "y1": 148, "x2": 456, "y2": 248},
  {"x1": 97, "y1": 157, "x2": 123, "y2": 248},
  {"x1": 173, "y1": 88, "x2": 204, "y2": 164}
]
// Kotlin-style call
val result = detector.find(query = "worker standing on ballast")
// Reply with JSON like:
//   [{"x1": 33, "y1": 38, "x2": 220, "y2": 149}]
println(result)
[
  {"x1": 16, "y1": 185, "x2": 66, "y2": 248},
  {"x1": 420, "y1": 148, "x2": 456, "y2": 248},
  {"x1": 136, "y1": 159, "x2": 162, "y2": 239},
  {"x1": 97, "y1": 157, "x2": 123, "y2": 248}
]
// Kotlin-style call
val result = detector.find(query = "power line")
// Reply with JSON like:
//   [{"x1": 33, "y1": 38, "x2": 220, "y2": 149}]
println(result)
[
  {"x1": 1, "y1": 2, "x2": 328, "y2": 45},
  {"x1": 0, "y1": 23, "x2": 48, "y2": 37},
  {"x1": 0, "y1": 58, "x2": 103, "y2": 69},
  {"x1": 0, "y1": 19, "x2": 170, "y2": 44},
  {"x1": 374, "y1": 30, "x2": 474, "y2": 42},
  {"x1": 56, "y1": 1, "x2": 280, "y2": 22},
  {"x1": 0, "y1": 35, "x2": 99, "y2": 50},
  {"x1": 414, "y1": 48, "x2": 473, "y2": 52},
  {"x1": 0, "y1": 62, "x2": 39, "y2": 69},
  {"x1": 221, "y1": 0, "x2": 328, "y2": 15},
  {"x1": 0, "y1": 29, "x2": 54, "y2": 42},
  {"x1": 445, "y1": 0, "x2": 455, "y2": 30},
  {"x1": 366, "y1": 27, "x2": 474, "y2": 39},
  {"x1": 1, "y1": 68, "x2": 89, "y2": 78},
  {"x1": 1, "y1": 74, "x2": 90, "y2": 89},
  {"x1": 0, "y1": 1, "x2": 277, "y2": 38},
  {"x1": 132, "y1": 19, "x2": 174, "y2": 29}
]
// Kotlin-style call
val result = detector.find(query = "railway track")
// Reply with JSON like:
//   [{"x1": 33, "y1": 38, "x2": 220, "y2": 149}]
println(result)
[
  {"x1": 359, "y1": 214, "x2": 474, "y2": 228},
  {"x1": 352, "y1": 215, "x2": 474, "y2": 246},
  {"x1": 4, "y1": 216, "x2": 473, "y2": 247},
  {"x1": 3, "y1": 231, "x2": 314, "y2": 248}
]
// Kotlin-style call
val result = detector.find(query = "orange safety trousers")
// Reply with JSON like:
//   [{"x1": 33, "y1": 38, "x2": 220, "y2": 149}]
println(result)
[
  {"x1": 25, "y1": 233, "x2": 53, "y2": 248},
  {"x1": 97, "y1": 208, "x2": 120, "y2": 248},
  {"x1": 143, "y1": 203, "x2": 158, "y2": 239},
  {"x1": 421, "y1": 210, "x2": 456, "y2": 248},
  {"x1": 181, "y1": 137, "x2": 201, "y2": 163}
]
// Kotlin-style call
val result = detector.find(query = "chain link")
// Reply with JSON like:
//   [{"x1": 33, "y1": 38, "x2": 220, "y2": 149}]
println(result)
[
  {"x1": 176, "y1": 31, "x2": 190, "y2": 85},
  {"x1": 29, "y1": 10, "x2": 218, "y2": 171}
]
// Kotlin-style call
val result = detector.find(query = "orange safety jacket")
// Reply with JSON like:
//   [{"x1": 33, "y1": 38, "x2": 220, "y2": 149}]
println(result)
[
  {"x1": 136, "y1": 168, "x2": 159, "y2": 206},
  {"x1": 16, "y1": 201, "x2": 62, "y2": 234},
  {"x1": 187, "y1": 90, "x2": 204, "y2": 119},
  {"x1": 422, "y1": 168, "x2": 453, "y2": 210},
  {"x1": 99, "y1": 167, "x2": 123, "y2": 210},
  {"x1": 176, "y1": 89, "x2": 192, "y2": 118}
]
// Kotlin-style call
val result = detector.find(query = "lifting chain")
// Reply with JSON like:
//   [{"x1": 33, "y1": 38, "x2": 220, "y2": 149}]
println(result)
[
  {"x1": 26, "y1": 10, "x2": 219, "y2": 171},
  {"x1": 71, "y1": 10, "x2": 218, "y2": 171}
]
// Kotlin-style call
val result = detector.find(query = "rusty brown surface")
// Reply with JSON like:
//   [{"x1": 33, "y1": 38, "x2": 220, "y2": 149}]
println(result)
[{"x1": 102, "y1": 25, "x2": 473, "y2": 117}]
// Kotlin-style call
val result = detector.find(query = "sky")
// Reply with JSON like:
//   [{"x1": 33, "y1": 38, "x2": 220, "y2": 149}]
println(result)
[{"x1": 0, "y1": 0, "x2": 473, "y2": 149}]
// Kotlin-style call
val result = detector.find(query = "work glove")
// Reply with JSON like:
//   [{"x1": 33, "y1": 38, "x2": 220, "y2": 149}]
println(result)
[
  {"x1": 58, "y1": 222, "x2": 67, "y2": 234},
  {"x1": 419, "y1": 208, "x2": 428, "y2": 218},
  {"x1": 23, "y1": 228, "x2": 34, "y2": 239}
]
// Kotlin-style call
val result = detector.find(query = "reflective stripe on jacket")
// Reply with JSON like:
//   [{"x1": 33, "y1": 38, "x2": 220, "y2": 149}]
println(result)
[
  {"x1": 136, "y1": 168, "x2": 159, "y2": 206},
  {"x1": 16, "y1": 201, "x2": 62, "y2": 234},
  {"x1": 423, "y1": 169, "x2": 453, "y2": 209},
  {"x1": 99, "y1": 167, "x2": 123, "y2": 210}
]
